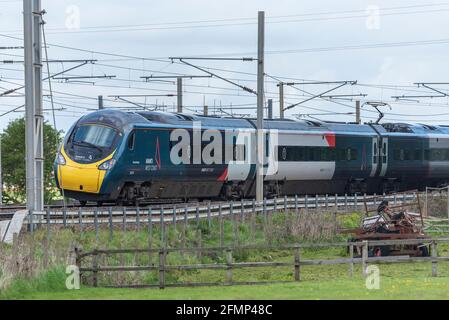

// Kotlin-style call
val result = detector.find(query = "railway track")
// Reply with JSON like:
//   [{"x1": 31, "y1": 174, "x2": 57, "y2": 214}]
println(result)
[{"x1": 0, "y1": 192, "x2": 418, "y2": 226}]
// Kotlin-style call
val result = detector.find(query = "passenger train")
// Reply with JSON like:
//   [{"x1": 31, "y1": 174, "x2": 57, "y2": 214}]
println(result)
[{"x1": 54, "y1": 109, "x2": 449, "y2": 205}]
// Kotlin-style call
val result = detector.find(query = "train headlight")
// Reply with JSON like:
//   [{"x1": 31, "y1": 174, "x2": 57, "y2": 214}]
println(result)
[
  {"x1": 98, "y1": 159, "x2": 116, "y2": 171},
  {"x1": 57, "y1": 152, "x2": 66, "y2": 165}
]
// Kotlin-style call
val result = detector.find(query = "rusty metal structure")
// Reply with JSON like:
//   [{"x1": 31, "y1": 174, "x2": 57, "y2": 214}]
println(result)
[{"x1": 343, "y1": 192, "x2": 430, "y2": 257}]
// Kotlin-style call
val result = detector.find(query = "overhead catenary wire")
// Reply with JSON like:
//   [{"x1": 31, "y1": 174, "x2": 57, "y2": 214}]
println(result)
[
  {"x1": 3, "y1": 3, "x2": 449, "y2": 35},
  {"x1": 2, "y1": 11, "x2": 449, "y2": 124}
]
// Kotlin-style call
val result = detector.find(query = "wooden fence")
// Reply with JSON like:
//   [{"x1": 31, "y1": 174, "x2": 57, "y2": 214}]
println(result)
[{"x1": 75, "y1": 238, "x2": 449, "y2": 289}]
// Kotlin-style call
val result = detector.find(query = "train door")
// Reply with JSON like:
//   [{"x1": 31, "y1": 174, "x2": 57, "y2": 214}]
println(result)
[
  {"x1": 370, "y1": 137, "x2": 379, "y2": 177},
  {"x1": 226, "y1": 129, "x2": 253, "y2": 181},
  {"x1": 379, "y1": 137, "x2": 389, "y2": 177}
]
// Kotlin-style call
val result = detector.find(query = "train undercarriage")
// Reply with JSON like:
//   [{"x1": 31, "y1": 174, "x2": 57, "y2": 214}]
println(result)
[{"x1": 64, "y1": 176, "x2": 438, "y2": 207}]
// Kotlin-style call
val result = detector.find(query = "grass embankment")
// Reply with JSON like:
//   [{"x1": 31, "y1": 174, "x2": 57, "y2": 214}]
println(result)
[
  {"x1": 1, "y1": 211, "x2": 449, "y2": 299},
  {"x1": 4, "y1": 267, "x2": 449, "y2": 300}
]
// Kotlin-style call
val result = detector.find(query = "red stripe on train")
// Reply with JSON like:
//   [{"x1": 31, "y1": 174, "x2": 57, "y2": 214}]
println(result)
[
  {"x1": 218, "y1": 167, "x2": 228, "y2": 182},
  {"x1": 325, "y1": 134, "x2": 336, "y2": 148}
]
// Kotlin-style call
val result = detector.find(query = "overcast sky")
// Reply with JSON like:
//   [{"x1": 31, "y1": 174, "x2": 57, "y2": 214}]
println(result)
[{"x1": 1, "y1": 0, "x2": 449, "y2": 133}]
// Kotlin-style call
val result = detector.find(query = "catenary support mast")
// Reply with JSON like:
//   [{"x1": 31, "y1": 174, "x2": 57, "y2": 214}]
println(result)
[
  {"x1": 256, "y1": 11, "x2": 265, "y2": 202},
  {"x1": 24, "y1": 0, "x2": 44, "y2": 213}
]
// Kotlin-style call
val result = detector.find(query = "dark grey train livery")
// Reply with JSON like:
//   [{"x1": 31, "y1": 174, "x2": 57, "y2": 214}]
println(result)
[{"x1": 54, "y1": 109, "x2": 449, "y2": 204}]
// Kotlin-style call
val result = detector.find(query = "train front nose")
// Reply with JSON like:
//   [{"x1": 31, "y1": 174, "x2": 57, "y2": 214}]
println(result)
[
  {"x1": 56, "y1": 148, "x2": 103, "y2": 193},
  {"x1": 55, "y1": 123, "x2": 120, "y2": 195}
]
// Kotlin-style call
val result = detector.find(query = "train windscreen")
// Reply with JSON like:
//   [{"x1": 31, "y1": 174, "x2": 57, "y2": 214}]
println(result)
[
  {"x1": 66, "y1": 124, "x2": 120, "y2": 164},
  {"x1": 73, "y1": 125, "x2": 117, "y2": 148}
]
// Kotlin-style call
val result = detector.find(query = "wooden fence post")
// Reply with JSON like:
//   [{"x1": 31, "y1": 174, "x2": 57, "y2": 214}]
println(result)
[
  {"x1": 263, "y1": 198, "x2": 267, "y2": 233},
  {"x1": 46, "y1": 210, "x2": 51, "y2": 240},
  {"x1": 362, "y1": 241, "x2": 368, "y2": 278},
  {"x1": 294, "y1": 247, "x2": 301, "y2": 281},
  {"x1": 197, "y1": 229, "x2": 203, "y2": 261},
  {"x1": 94, "y1": 209, "x2": 99, "y2": 242},
  {"x1": 196, "y1": 206, "x2": 200, "y2": 227},
  {"x1": 274, "y1": 197, "x2": 277, "y2": 213},
  {"x1": 219, "y1": 204, "x2": 224, "y2": 247},
  {"x1": 240, "y1": 199, "x2": 244, "y2": 223},
  {"x1": 122, "y1": 208, "x2": 127, "y2": 233},
  {"x1": 78, "y1": 209, "x2": 83, "y2": 234},
  {"x1": 108, "y1": 208, "x2": 113, "y2": 241},
  {"x1": 172, "y1": 206, "x2": 177, "y2": 233},
  {"x1": 148, "y1": 208, "x2": 153, "y2": 266},
  {"x1": 159, "y1": 249, "x2": 166, "y2": 289},
  {"x1": 231, "y1": 201, "x2": 238, "y2": 245},
  {"x1": 160, "y1": 207, "x2": 165, "y2": 244},
  {"x1": 226, "y1": 249, "x2": 233, "y2": 285},
  {"x1": 208, "y1": 201, "x2": 212, "y2": 228},
  {"x1": 92, "y1": 249, "x2": 98, "y2": 287},
  {"x1": 183, "y1": 206, "x2": 188, "y2": 252},
  {"x1": 75, "y1": 246, "x2": 82, "y2": 274},
  {"x1": 363, "y1": 194, "x2": 368, "y2": 215},
  {"x1": 432, "y1": 241, "x2": 438, "y2": 277},
  {"x1": 63, "y1": 209, "x2": 67, "y2": 228},
  {"x1": 136, "y1": 207, "x2": 141, "y2": 232},
  {"x1": 148, "y1": 208, "x2": 153, "y2": 239},
  {"x1": 44, "y1": 209, "x2": 50, "y2": 268},
  {"x1": 11, "y1": 233, "x2": 18, "y2": 264},
  {"x1": 349, "y1": 244, "x2": 354, "y2": 277},
  {"x1": 295, "y1": 195, "x2": 299, "y2": 216},
  {"x1": 251, "y1": 199, "x2": 256, "y2": 242},
  {"x1": 284, "y1": 196, "x2": 290, "y2": 232}
]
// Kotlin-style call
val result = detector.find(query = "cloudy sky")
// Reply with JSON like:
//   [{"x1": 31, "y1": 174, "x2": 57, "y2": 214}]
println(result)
[{"x1": 1, "y1": 0, "x2": 449, "y2": 132}]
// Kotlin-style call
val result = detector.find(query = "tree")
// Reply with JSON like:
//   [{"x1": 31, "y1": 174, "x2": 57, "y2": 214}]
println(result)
[{"x1": 1, "y1": 118, "x2": 62, "y2": 204}]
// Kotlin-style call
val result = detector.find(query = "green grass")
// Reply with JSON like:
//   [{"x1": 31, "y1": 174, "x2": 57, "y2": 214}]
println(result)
[
  {"x1": 5, "y1": 276, "x2": 449, "y2": 300},
  {"x1": 2, "y1": 210, "x2": 449, "y2": 300},
  {"x1": 3, "y1": 258, "x2": 449, "y2": 300}
]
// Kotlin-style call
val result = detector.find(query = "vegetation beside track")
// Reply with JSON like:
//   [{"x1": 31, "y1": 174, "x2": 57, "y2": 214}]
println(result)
[
  {"x1": 3, "y1": 263, "x2": 449, "y2": 300},
  {"x1": 1, "y1": 211, "x2": 449, "y2": 299}
]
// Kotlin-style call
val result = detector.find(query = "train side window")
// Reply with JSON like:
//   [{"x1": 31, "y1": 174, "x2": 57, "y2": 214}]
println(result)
[
  {"x1": 414, "y1": 149, "x2": 421, "y2": 161},
  {"x1": 424, "y1": 149, "x2": 430, "y2": 161},
  {"x1": 431, "y1": 149, "x2": 443, "y2": 161},
  {"x1": 328, "y1": 148, "x2": 334, "y2": 161},
  {"x1": 281, "y1": 147, "x2": 287, "y2": 161},
  {"x1": 321, "y1": 148, "x2": 328, "y2": 161},
  {"x1": 442, "y1": 149, "x2": 447, "y2": 161},
  {"x1": 393, "y1": 149, "x2": 400, "y2": 161},
  {"x1": 404, "y1": 149, "x2": 411, "y2": 161},
  {"x1": 128, "y1": 132, "x2": 135, "y2": 150},
  {"x1": 346, "y1": 149, "x2": 351, "y2": 161},
  {"x1": 351, "y1": 149, "x2": 358, "y2": 161},
  {"x1": 313, "y1": 148, "x2": 321, "y2": 161},
  {"x1": 298, "y1": 148, "x2": 306, "y2": 161}
]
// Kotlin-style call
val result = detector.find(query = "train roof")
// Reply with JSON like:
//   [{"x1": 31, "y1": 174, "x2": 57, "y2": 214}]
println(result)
[
  {"x1": 77, "y1": 109, "x2": 449, "y2": 136},
  {"x1": 381, "y1": 122, "x2": 449, "y2": 134},
  {"x1": 134, "y1": 111, "x2": 381, "y2": 134}
]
